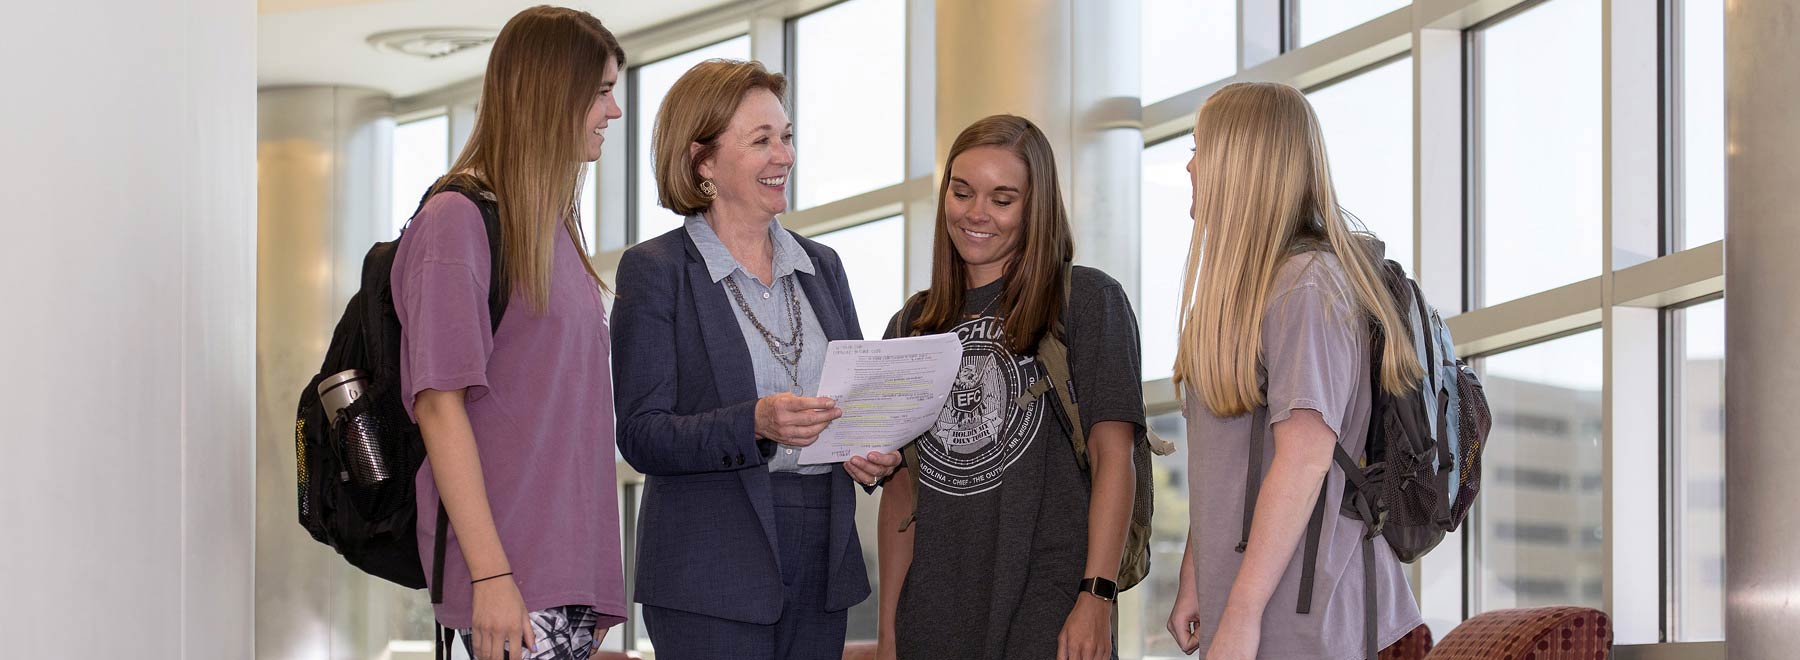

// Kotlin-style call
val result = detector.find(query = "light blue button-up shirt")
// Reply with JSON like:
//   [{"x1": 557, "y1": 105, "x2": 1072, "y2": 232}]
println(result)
[{"x1": 685, "y1": 214, "x2": 832, "y2": 475}]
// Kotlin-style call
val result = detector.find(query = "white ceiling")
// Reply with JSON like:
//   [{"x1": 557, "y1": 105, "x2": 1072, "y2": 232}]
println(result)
[{"x1": 259, "y1": 0, "x2": 738, "y2": 98}]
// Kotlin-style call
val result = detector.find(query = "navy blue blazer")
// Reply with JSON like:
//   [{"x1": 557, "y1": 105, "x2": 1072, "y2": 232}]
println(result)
[{"x1": 610, "y1": 225, "x2": 872, "y2": 624}]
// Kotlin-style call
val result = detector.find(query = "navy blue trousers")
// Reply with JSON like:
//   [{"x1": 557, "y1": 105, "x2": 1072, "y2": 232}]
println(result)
[{"x1": 643, "y1": 472, "x2": 847, "y2": 660}]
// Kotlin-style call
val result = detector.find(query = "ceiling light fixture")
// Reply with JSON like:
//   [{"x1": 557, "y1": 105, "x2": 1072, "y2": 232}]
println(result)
[{"x1": 367, "y1": 27, "x2": 496, "y2": 60}]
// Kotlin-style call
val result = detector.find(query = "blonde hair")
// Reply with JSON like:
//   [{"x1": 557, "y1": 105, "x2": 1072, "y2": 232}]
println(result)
[
  {"x1": 652, "y1": 59, "x2": 788, "y2": 217},
  {"x1": 1173, "y1": 82, "x2": 1421, "y2": 418},
  {"x1": 437, "y1": 5, "x2": 621, "y2": 311}
]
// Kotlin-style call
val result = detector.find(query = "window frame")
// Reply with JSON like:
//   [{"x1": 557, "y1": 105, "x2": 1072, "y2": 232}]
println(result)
[{"x1": 385, "y1": 0, "x2": 1733, "y2": 655}]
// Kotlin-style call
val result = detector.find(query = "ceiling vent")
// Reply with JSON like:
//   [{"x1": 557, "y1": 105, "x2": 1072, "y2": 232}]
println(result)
[{"x1": 367, "y1": 28, "x2": 497, "y2": 60}]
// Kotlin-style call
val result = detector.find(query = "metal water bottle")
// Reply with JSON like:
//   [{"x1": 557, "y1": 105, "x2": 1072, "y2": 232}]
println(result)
[{"x1": 317, "y1": 369, "x2": 391, "y2": 486}]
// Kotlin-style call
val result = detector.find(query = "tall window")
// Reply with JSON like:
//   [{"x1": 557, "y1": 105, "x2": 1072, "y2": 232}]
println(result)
[
  {"x1": 1476, "y1": 330, "x2": 1605, "y2": 611},
  {"x1": 814, "y1": 216, "x2": 906, "y2": 341},
  {"x1": 391, "y1": 114, "x2": 449, "y2": 237},
  {"x1": 1471, "y1": 0, "x2": 1602, "y2": 307},
  {"x1": 1141, "y1": 0, "x2": 1236, "y2": 103},
  {"x1": 631, "y1": 36, "x2": 753, "y2": 243},
  {"x1": 1138, "y1": 137, "x2": 1193, "y2": 382},
  {"x1": 1671, "y1": 298, "x2": 1725, "y2": 640},
  {"x1": 1290, "y1": 0, "x2": 1411, "y2": 48},
  {"x1": 1308, "y1": 56, "x2": 1415, "y2": 272},
  {"x1": 790, "y1": 0, "x2": 906, "y2": 209},
  {"x1": 1672, "y1": 0, "x2": 1724, "y2": 250}
]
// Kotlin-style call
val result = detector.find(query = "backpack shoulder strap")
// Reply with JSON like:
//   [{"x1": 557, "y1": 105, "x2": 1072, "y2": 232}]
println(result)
[
  {"x1": 405, "y1": 182, "x2": 508, "y2": 333},
  {"x1": 447, "y1": 186, "x2": 508, "y2": 334},
  {"x1": 1029, "y1": 263, "x2": 1088, "y2": 469}
]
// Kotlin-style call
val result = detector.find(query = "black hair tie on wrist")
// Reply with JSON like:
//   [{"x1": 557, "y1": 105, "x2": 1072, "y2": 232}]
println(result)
[{"x1": 471, "y1": 571, "x2": 513, "y2": 585}]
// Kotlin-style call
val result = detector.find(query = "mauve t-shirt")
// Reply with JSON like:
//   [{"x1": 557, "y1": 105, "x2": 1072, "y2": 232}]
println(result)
[
  {"x1": 1183, "y1": 252, "x2": 1422, "y2": 659},
  {"x1": 392, "y1": 191, "x2": 627, "y2": 630}
]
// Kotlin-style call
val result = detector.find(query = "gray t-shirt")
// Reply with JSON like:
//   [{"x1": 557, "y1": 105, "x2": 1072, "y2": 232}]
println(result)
[
  {"x1": 1183, "y1": 252, "x2": 1423, "y2": 659},
  {"x1": 890, "y1": 266, "x2": 1144, "y2": 660}
]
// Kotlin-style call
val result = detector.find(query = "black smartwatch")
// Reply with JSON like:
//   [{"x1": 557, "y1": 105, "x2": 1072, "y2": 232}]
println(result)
[{"x1": 1079, "y1": 577, "x2": 1118, "y2": 602}]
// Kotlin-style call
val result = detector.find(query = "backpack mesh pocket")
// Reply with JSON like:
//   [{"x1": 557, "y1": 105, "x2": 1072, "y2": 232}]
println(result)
[{"x1": 1450, "y1": 365, "x2": 1492, "y2": 528}]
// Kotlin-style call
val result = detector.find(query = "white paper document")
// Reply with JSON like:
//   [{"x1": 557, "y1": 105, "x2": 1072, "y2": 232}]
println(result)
[{"x1": 797, "y1": 332, "x2": 963, "y2": 465}]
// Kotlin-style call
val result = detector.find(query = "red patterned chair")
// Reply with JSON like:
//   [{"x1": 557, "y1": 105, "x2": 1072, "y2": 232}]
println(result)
[
  {"x1": 845, "y1": 629, "x2": 1431, "y2": 659},
  {"x1": 1380, "y1": 623, "x2": 1435, "y2": 660},
  {"x1": 844, "y1": 628, "x2": 1434, "y2": 659},
  {"x1": 1427, "y1": 606, "x2": 1613, "y2": 659}
]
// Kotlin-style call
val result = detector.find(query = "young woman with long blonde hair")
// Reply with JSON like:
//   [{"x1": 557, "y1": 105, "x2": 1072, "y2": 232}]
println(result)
[
  {"x1": 1164, "y1": 82, "x2": 1427, "y2": 660},
  {"x1": 393, "y1": 7, "x2": 627, "y2": 659}
]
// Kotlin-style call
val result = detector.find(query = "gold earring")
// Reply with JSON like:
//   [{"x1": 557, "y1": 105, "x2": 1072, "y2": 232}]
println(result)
[{"x1": 698, "y1": 179, "x2": 718, "y2": 199}]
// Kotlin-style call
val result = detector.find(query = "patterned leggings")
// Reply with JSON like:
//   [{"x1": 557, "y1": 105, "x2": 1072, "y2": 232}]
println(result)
[{"x1": 455, "y1": 605, "x2": 600, "y2": 660}]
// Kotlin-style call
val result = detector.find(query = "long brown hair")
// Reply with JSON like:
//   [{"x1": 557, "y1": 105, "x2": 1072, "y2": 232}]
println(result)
[
  {"x1": 911, "y1": 115, "x2": 1073, "y2": 354},
  {"x1": 1173, "y1": 82, "x2": 1420, "y2": 417},
  {"x1": 435, "y1": 5, "x2": 623, "y2": 311}
]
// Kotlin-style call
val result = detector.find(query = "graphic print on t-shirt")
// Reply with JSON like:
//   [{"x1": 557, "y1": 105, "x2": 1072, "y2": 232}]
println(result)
[{"x1": 918, "y1": 315, "x2": 1044, "y2": 496}]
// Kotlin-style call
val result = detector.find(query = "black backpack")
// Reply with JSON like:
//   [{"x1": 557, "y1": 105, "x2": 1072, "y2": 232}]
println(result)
[
  {"x1": 893, "y1": 264, "x2": 1176, "y2": 591},
  {"x1": 1236, "y1": 256, "x2": 1492, "y2": 659},
  {"x1": 293, "y1": 183, "x2": 506, "y2": 607}
]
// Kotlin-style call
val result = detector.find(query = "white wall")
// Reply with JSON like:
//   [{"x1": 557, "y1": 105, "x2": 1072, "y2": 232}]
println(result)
[{"x1": 0, "y1": 0, "x2": 257, "y2": 657}]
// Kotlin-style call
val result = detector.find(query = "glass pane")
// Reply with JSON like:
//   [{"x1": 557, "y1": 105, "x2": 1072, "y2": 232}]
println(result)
[
  {"x1": 1476, "y1": 0, "x2": 1602, "y2": 306},
  {"x1": 392, "y1": 114, "x2": 449, "y2": 238},
  {"x1": 1293, "y1": 0, "x2": 1411, "y2": 48},
  {"x1": 1476, "y1": 330, "x2": 1604, "y2": 612},
  {"x1": 580, "y1": 163, "x2": 598, "y2": 255},
  {"x1": 1674, "y1": 299, "x2": 1725, "y2": 640},
  {"x1": 1678, "y1": 0, "x2": 1724, "y2": 249},
  {"x1": 632, "y1": 36, "x2": 752, "y2": 243},
  {"x1": 813, "y1": 216, "x2": 905, "y2": 342},
  {"x1": 810, "y1": 215, "x2": 904, "y2": 645},
  {"x1": 793, "y1": 0, "x2": 906, "y2": 209},
  {"x1": 1418, "y1": 527, "x2": 1466, "y2": 638},
  {"x1": 1139, "y1": 136, "x2": 1192, "y2": 382},
  {"x1": 1133, "y1": 411, "x2": 1194, "y2": 657},
  {"x1": 1141, "y1": 0, "x2": 1236, "y2": 103},
  {"x1": 1308, "y1": 57, "x2": 1414, "y2": 272}
]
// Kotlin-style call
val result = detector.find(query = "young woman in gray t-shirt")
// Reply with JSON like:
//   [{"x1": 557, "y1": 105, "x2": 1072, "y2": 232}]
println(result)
[
  {"x1": 875, "y1": 115, "x2": 1147, "y2": 660},
  {"x1": 1164, "y1": 82, "x2": 1429, "y2": 660}
]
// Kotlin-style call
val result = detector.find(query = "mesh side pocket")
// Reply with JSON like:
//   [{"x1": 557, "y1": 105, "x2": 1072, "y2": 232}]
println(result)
[
  {"x1": 295, "y1": 398, "x2": 331, "y2": 544},
  {"x1": 330, "y1": 392, "x2": 416, "y2": 524},
  {"x1": 1450, "y1": 368, "x2": 1492, "y2": 528}
]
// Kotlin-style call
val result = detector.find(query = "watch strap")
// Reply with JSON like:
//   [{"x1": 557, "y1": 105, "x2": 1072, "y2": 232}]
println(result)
[{"x1": 1079, "y1": 576, "x2": 1119, "y2": 601}]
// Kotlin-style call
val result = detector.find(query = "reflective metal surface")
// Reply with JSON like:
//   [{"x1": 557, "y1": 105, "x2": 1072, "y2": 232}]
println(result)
[
  {"x1": 257, "y1": 86, "x2": 424, "y2": 660},
  {"x1": 1724, "y1": 0, "x2": 1800, "y2": 655}
]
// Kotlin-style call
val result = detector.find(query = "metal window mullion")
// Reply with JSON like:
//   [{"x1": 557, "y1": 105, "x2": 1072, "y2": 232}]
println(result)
[
  {"x1": 1600, "y1": 0, "x2": 1621, "y2": 631},
  {"x1": 1662, "y1": 0, "x2": 1686, "y2": 255},
  {"x1": 1661, "y1": 306, "x2": 1681, "y2": 641},
  {"x1": 1462, "y1": 26, "x2": 1484, "y2": 314},
  {"x1": 625, "y1": 64, "x2": 642, "y2": 246},
  {"x1": 1657, "y1": 0, "x2": 1682, "y2": 640}
]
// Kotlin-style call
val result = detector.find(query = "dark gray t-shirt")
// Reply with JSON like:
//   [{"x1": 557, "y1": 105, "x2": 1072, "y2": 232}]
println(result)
[
  {"x1": 889, "y1": 266, "x2": 1145, "y2": 660},
  {"x1": 1184, "y1": 252, "x2": 1423, "y2": 659}
]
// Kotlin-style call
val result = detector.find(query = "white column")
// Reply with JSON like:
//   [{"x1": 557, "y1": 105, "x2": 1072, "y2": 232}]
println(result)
[
  {"x1": 933, "y1": 0, "x2": 1142, "y2": 302},
  {"x1": 0, "y1": 0, "x2": 256, "y2": 656},
  {"x1": 1724, "y1": 0, "x2": 1800, "y2": 655}
]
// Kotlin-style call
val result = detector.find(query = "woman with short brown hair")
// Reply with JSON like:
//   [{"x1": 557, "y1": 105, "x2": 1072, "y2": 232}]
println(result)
[{"x1": 610, "y1": 58, "x2": 899, "y2": 659}]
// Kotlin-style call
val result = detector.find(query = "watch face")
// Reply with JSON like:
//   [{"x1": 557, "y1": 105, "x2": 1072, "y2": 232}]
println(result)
[{"x1": 1084, "y1": 578, "x2": 1118, "y2": 600}]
